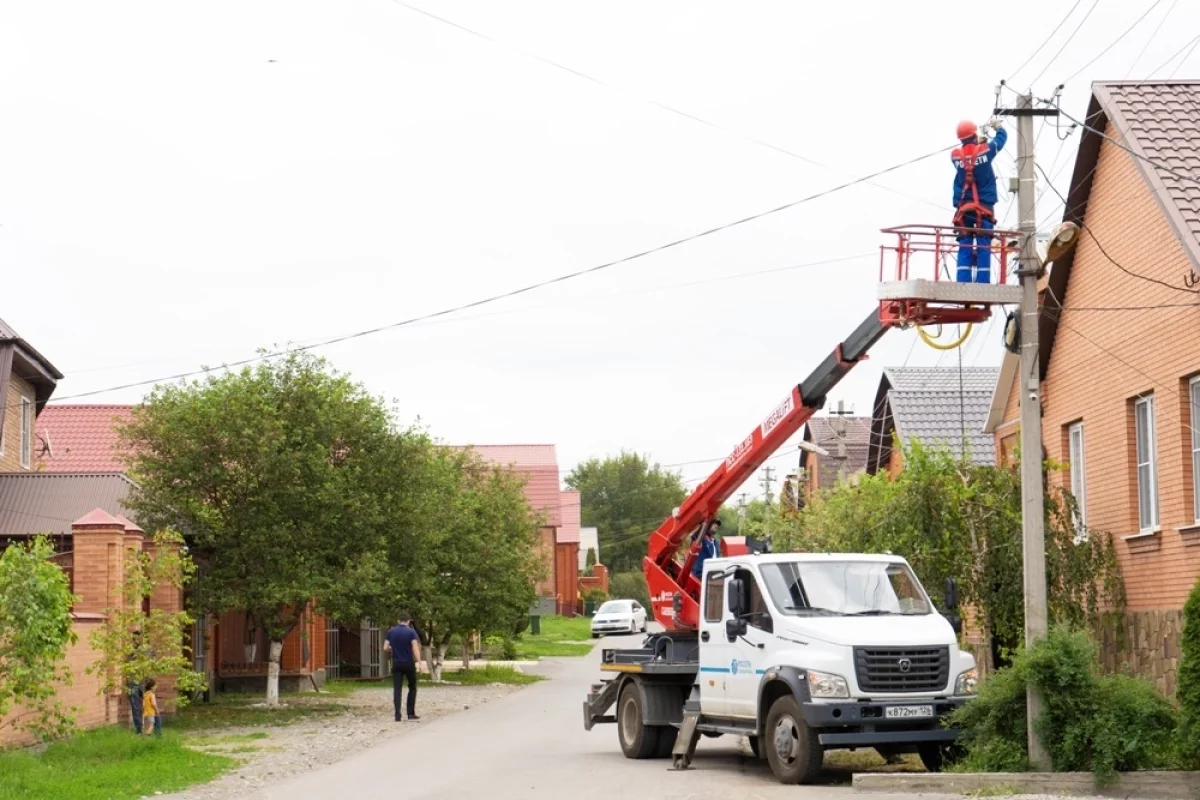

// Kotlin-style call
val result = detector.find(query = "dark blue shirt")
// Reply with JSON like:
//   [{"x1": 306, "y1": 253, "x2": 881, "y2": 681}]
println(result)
[{"x1": 386, "y1": 624, "x2": 420, "y2": 664}]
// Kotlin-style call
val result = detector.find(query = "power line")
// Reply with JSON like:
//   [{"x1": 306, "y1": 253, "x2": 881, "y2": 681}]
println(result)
[
  {"x1": 37, "y1": 145, "x2": 950, "y2": 406},
  {"x1": 1035, "y1": 160, "x2": 1200, "y2": 294},
  {"x1": 1061, "y1": 0, "x2": 1166, "y2": 84},
  {"x1": 1008, "y1": 0, "x2": 1088, "y2": 83},
  {"x1": 1029, "y1": 0, "x2": 1101, "y2": 86},
  {"x1": 387, "y1": 0, "x2": 946, "y2": 212},
  {"x1": 1123, "y1": 0, "x2": 1179, "y2": 78}
]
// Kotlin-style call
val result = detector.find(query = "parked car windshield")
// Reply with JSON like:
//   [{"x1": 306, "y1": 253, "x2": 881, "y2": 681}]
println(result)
[
  {"x1": 759, "y1": 560, "x2": 932, "y2": 617},
  {"x1": 597, "y1": 600, "x2": 631, "y2": 614}
]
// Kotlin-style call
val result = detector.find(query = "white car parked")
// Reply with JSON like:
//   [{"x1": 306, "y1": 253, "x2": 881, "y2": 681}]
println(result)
[{"x1": 590, "y1": 599, "x2": 648, "y2": 638}]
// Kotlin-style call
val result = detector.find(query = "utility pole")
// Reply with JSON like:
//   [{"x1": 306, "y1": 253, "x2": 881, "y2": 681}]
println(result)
[
  {"x1": 737, "y1": 492, "x2": 748, "y2": 534},
  {"x1": 760, "y1": 466, "x2": 775, "y2": 505},
  {"x1": 997, "y1": 88, "x2": 1056, "y2": 771}
]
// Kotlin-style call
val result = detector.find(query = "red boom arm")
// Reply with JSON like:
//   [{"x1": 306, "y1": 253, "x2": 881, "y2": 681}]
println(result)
[{"x1": 644, "y1": 309, "x2": 893, "y2": 630}]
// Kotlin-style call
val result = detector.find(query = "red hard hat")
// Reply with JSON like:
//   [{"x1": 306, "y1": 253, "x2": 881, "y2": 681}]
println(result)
[{"x1": 957, "y1": 120, "x2": 977, "y2": 140}]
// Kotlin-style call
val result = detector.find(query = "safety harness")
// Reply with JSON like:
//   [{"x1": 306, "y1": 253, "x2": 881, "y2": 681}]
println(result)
[{"x1": 952, "y1": 142, "x2": 996, "y2": 230}]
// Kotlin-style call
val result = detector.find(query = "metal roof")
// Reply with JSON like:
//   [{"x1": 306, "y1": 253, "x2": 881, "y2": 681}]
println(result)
[
  {"x1": 452, "y1": 444, "x2": 562, "y2": 527},
  {"x1": 867, "y1": 367, "x2": 999, "y2": 472},
  {"x1": 0, "y1": 315, "x2": 64, "y2": 383},
  {"x1": 0, "y1": 473, "x2": 137, "y2": 537},
  {"x1": 35, "y1": 405, "x2": 135, "y2": 473},
  {"x1": 557, "y1": 490, "x2": 580, "y2": 544}
]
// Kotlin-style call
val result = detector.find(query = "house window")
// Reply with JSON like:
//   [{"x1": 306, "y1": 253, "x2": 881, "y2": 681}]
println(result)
[
  {"x1": 1134, "y1": 394, "x2": 1159, "y2": 531},
  {"x1": 1068, "y1": 422, "x2": 1086, "y2": 542},
  {"x1": 704, "y1": 572, "x2": 726, "y2": 623},
  {"x1": 1191, "y1": 377, "x2": 1200, "y2": 524},
  {"x1": 19, "y1": 396, "x2": 32, "y2": 469}
]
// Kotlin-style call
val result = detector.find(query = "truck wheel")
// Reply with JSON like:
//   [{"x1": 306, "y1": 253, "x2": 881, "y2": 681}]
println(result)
[
  {"x1": 917, "y1": 742, "x2": 964, "y2": 773},
  {"x1": 764, "y1": 694, "x2": 823, "y2": 784},
  {"x1": 653, "y1": 726, "x2": 677, "y2": 758},
  {"x1": 617, "y1": 682, "x2": 660, "y2": 759},
  {"x1": 747, "y1": 735, "x2": 762, "y2": 759}
]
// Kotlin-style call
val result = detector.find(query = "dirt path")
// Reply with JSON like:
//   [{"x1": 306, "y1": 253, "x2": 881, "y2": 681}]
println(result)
[{"x1": 162, "y1": 682, "x2": 525, "y2": 799}]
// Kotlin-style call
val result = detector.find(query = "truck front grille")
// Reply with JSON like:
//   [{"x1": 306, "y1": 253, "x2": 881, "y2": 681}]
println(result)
[{"x1": 853, "y1": 646, "x2": 949, "y2": 693}]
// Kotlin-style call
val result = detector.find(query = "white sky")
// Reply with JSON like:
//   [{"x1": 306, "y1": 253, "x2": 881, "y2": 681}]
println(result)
[{"x1": 3, "y1": 0, "x2": 1198, "y2": 498}]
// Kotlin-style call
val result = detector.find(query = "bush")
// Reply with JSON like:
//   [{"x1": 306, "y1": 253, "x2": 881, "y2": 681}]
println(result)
[
  {"x1": 1178, "y1": 577, "x2": 1200, "y2": 768},
  {"x1": 483, "y1": 635, "x2": 518, "y2": 661},
  {"x1": 608, "y1": 571, "x2": 650, "y2": 609},
  {"x1": 584, "y1": 588, "x2": 608, "y2": 606},
  {"x1": 950, "y1": 626, "x2": 1178, "y2": 784}
]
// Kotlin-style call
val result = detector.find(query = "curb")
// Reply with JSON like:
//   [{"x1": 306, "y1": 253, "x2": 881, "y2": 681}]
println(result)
[{"x1": 852, "y1": 771, "x2": 1200, "y2": 798}]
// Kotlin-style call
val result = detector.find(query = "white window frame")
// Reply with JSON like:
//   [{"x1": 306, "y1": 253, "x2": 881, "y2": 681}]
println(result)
[
  {"x1": 1134, "y1": 394, "x2": 1159, "y2": 532},
  {"x1": 19, "y1": 395, "x2": 32, "y2": 469},
  {"x1": 1068, "y1": 421, "x2": 1087, "y2": 542},
  {"x1": 1191, "y1": 376, "x2": 1200, "y2": 525}
]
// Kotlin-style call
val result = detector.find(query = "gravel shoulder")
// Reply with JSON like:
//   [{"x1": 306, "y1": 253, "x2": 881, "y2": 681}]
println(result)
[{"x1": 160, "y1": 681, "x2": 527, "y2": 799}]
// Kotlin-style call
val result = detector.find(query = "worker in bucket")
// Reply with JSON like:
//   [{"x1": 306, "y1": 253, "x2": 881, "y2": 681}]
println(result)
[
  {"x1": 690, "y1": 518, "x2": 721, "y2": 578},
  {"x1": 951, "y1": 117, "x2": 1007, "y2": 283}
]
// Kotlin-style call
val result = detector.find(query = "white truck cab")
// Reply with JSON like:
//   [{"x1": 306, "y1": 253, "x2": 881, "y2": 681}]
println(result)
[{"x1": 584, "y1": 551, "x2": 978, "y2": 784}]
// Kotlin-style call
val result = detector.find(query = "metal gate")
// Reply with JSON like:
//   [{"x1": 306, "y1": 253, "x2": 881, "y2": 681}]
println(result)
[
  {"x1": 325, "y1": 620, "x2": 384, "y2": 679},
  {"x1": 360, "y1": 621, "x2": 383, "y2": 678},
  {"x1": 325, "y1": 621, "x2": 342, "y2": 679}
]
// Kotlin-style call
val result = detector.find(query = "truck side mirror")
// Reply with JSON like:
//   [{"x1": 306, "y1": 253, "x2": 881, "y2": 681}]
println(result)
[
  {"x1": 945, "y1": 577, "x2": 958, "y2": 612},
  {"x1": 726, "y1": 577, "x2": 745, "y2": 616},
  {"x1": 725, "y1": 617, "x2": 747, "y2": 641}
]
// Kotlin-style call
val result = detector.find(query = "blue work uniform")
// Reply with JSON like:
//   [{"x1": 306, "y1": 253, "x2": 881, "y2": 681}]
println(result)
[
  {"x1": 951, "y1": 127, "x2": 1007, "y2": 283},
  {"x1": 691, "y1": 533, "x2": 718, "y2": 578}
]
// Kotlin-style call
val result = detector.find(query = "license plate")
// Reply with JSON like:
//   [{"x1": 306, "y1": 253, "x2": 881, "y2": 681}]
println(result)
[{"x1": 885, "y1": 705, "x2": 934, "y2": 719}]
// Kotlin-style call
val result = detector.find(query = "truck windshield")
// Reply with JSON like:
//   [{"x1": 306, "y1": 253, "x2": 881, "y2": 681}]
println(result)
[{"x1": 759, "y1": 560, "x2": 932, "y2": 617}]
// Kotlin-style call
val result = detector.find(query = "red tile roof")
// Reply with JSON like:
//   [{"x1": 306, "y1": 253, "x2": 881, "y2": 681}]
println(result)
[
  {"x1": 557, "y1": 490, "x2": 581, "y2": 544},
  {"x1": 456, "y1": 444, "x2": 562, "y2": 527},
  {"x1": 35, "y1": 405, "x2": 135, "y2": 473}
]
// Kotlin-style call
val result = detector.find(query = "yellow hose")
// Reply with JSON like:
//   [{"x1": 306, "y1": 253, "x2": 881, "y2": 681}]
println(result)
[{"x1": 917, "y1": 323, "x2": 973, "y2": 351}]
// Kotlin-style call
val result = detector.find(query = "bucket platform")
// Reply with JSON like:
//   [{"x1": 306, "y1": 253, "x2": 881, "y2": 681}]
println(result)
[{"x1": 878, "y1": 224, "x2": 1023, "y2": 327}]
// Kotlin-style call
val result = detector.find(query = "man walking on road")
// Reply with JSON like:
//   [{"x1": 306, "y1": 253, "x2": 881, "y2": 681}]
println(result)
[{"x1": 383, "y1": 612, "x2": 421, "y2": 722}]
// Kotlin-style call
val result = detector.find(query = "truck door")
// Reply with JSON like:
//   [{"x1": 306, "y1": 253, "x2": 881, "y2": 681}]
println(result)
[
  {"x1": 698, "y1": 569, "x2": 731, "y2": 717},
  {"x1": 726, "y1": 567, "x2": 774, "y2": 719}
]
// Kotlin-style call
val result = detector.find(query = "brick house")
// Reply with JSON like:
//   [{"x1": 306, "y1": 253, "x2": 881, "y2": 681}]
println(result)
[
  {"x1": 34, "y1": 403, "x2": 326, "y2": 693},
  {"x1": 866, "y1": 366, "x2": 1000, "y2": 477},
  {"x1": 0, "y1": 317, "x2": 186, "y2": 744},
  {"x1": 796, "y1": 414, "x2": 872, "y2": 504},
  {"x1": 983, "y1": 80, "x2": 1200, "y2": 695}
]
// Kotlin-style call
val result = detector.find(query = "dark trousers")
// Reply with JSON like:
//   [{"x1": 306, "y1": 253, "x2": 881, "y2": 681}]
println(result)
[
  {"x1": 392, "y1": 662, "x2": 417, "y2": 719},
  {"x1": 128, "y1": 692, "x2": 143, "y2": 734}
]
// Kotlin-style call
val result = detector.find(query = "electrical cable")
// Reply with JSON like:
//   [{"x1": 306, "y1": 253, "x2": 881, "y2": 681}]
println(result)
[
  {"x1": 31, "y1": 143, "x2": 951, "y2": 407},
  {"x1": 1007, "y1": 0, "x2": 1087, "y2": 83},
  {"x1": 1061, "y1": 0, "x2": 1166, "y2": 84},
  {"x1": 1029, "y1": 0, "x2": 1101, "y2": 86},
  {"x1": 1123, "y1": 0, "x2": 1179, "y2": 78},
  {"x1": 1036, "y1": 161, "x2": 1200, "y2": 294},
  {"x1": 917, "y1": 323, "x2": 974, "y2": 351},
  {"x1": 387, "y1": 0, "x2": 946, "y2": 212}
]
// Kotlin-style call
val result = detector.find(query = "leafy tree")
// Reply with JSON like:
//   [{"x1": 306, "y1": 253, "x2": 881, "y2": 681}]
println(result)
[
  {"x1": 565, "y1": 451, "x2": 686, "y2": 573},
  {"x1": 763, "y1": 440, "x2": 1124, "y2": 671},
  {"x1": 328, "y1": 444, "x2": 544, "y2": 680},
  {"x1": 0, "y1": 537, "x2": 77, "y2": 740},
  {"x1": 608, "y1": 571, "x2": 650, "y2": 610},
  {"x1": 1178, "y1": 576, "x2": 1200, "y2": 768},
  {"x1": 584, "y1": 547, "x2": 597, "y2": 572},
  {"x1": 88, "y1": 529, "x2": 206, "y2": 712},
  {"x1": 118, "y1": 350, "x2": 395, "y2": 705}
]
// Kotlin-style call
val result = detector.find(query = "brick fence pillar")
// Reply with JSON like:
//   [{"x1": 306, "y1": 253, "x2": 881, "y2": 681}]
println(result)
[
  {"x1": 72, "y1": 508, "x2": 128, "y2": 723},
  {"x1": 143, "y1": 534, "x2": 184, "y2": 713}
]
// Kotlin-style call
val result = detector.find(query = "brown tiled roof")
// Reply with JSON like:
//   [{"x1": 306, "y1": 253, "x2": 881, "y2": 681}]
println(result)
[
  {"x1": 0, "y1": 473, "x2": 136, "y2": 537},
  {"x1": 802, "y1": 416, "x2": 872, "y2": 490},
  {"x1": 1040, "y1": 80, "x2": 1200, "y2": 378},
  {"x1": 35, "y1": 405, "x2": 135, "y2": 473}
]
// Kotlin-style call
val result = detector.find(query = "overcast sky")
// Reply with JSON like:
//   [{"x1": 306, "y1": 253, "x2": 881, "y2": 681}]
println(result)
[{"x1": 3, "y1": 0, "x2": 1198, "y2": 498}]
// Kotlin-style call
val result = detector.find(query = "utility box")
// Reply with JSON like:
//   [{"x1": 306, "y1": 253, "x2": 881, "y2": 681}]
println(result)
[{"x1": 530, "y1": 614, "x2": 541, "y2": 635}]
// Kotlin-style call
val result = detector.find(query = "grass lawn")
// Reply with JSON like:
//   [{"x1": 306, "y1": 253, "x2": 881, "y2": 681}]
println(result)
[
  {"x1": 514, "y1": 615, "x2": 595, "y2": 658},
  {"x1": 171, "y1": 693, "x2": 348, "y2": 731},
  {"x1": 0, "y1": 727, "x2": 234, "y2": 800}
]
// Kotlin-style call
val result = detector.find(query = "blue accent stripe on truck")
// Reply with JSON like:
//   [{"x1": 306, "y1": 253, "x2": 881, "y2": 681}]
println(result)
[{"x1": 699, "y1": 666, "x2": 730, "y2": 673}]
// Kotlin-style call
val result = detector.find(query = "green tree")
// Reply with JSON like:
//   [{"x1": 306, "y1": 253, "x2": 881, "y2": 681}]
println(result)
[
  {"x1": 88, "y1": 529, "x2": 206, "y2": 712},
  {"x1": 766, "y1": 441, "x2": 1124, "y2": 671},
  {"x1": 118, "y1": 350, "x2": 395, "y2": 705},
  {"x1": 328, "y1": 444, "x2": 544, "y2": 680},
  {"x1": 1178, "y1": 576, "x2": 1200, "y2": 767},
  {"x1": 565, "y1": 451, "x2": 687, "y2": 574},
  {"x1": 609, "y1": 571, "x2": 650, "y2": 610},
  {"x1": 584, "y1": 547, "x2": 597, "y2": 572},
  {"x1": 0, "y1": 537, "x2": 77, "y2": 740}
]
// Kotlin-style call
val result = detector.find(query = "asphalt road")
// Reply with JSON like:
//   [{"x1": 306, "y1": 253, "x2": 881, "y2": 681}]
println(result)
[{"x1": 249, "y1": 629, "x2": 959, "y2": 800}]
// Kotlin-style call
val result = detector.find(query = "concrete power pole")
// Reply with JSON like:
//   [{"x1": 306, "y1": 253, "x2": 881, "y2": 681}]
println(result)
[
  {"x1": 760, "y1": 466, "x2": 775, "y2": 505},
  {"x1": 1002, "y1": 89, "x2": 1055, "y2": 771}
]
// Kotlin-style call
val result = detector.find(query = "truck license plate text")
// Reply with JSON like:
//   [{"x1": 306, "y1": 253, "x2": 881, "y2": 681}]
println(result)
[{"x1": 884, "y1": 705, "x2": 933, "y2": 719}]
